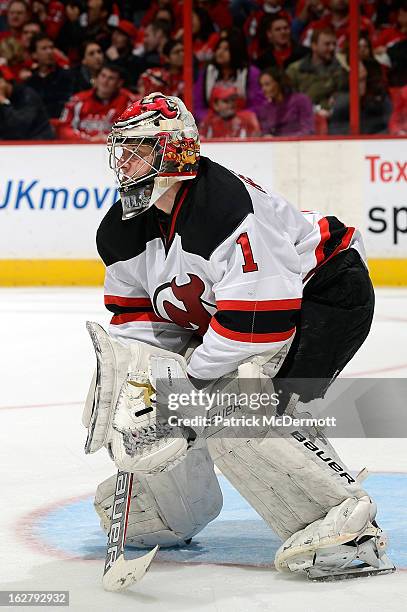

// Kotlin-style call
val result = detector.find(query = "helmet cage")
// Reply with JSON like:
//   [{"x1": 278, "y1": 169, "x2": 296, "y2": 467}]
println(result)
[{"x1": 107, "y1": 133, "x2": 168, "y2": 192}]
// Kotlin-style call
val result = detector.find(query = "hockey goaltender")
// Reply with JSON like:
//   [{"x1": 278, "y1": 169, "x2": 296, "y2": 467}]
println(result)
[{"x1": 82, "y1": 93, "x2": 395, "y2": 584}]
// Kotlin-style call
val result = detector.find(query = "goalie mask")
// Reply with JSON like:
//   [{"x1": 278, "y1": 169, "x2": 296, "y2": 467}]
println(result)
[{"x1": 108, "y1": 93, "x2": 200, "y2": 220}]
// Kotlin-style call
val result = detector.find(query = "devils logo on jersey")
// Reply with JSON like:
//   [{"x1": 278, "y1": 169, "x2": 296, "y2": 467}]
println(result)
[{"x1": 153, "y1": 274, "x2": 215, "y2": 335}]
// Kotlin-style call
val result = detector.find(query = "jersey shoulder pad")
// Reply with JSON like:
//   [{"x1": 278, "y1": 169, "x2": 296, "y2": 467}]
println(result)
[
  {"x1": 96, "y1": 200, "x2": 160, "y2": 266},
  {"x1": 180, "y1": 156, "x2": 255, "y2": 259}
]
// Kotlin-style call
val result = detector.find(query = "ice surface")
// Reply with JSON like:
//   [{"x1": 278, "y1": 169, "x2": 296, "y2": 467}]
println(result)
[{"x1": 1, "y1": 288, "x2": 406, "y2": 612}]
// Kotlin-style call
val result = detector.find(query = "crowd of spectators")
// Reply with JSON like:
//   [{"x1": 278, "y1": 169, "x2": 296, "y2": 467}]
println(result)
[{"x1": 0, "y1": 0, "x2": 406, "y2": 141}]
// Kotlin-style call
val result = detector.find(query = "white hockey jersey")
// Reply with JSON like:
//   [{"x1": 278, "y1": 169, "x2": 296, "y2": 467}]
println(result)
[{"x1": 97, "y1": 156, "x2": 365, "y2": 380}]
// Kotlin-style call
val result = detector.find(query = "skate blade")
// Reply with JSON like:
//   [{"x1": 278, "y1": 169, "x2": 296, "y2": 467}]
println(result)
[{"x1": 306, "y1": 555, "x2": 396, "y2": 582}]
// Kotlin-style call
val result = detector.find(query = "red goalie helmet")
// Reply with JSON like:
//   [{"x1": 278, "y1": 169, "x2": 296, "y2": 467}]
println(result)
[{"x1": 107, "y1": 92, "x2": 200, "y2": 220}]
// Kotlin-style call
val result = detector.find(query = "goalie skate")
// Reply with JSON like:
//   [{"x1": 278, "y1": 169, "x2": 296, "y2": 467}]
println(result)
[
  {"x1": 306, "y1": 525, "x2": 396, "y2": 581},
  {"x1": 275, "y1": 496, "x2": 396, "y2": 582}
]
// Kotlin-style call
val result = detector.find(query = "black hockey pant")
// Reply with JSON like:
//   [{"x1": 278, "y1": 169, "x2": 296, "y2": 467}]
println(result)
[{"x1": 276, "y1": 248, "x2": 375, "y2": 403}]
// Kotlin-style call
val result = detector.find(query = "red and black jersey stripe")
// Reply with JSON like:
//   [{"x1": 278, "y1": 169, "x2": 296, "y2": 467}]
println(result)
[
  {"x1": 104, "y1": 295, "x2": 171, "y2": 325},
  {"x1": 306, "y1": 216, "x2": 355, "y2": 281},
  {"x1": 104, "y1": 295, "x2": 154, "y2": 315},
  {"x1": 211, "y1": 298, "x2": 301, "y2": 343}
]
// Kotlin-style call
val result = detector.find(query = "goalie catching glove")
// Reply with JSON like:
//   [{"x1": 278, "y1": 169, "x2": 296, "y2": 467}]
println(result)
[{"x1": 83, "y1": 321, "x2": 204, "y2": 474}]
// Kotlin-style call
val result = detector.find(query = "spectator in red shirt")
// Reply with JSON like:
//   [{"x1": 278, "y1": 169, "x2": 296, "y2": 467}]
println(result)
[
  {"x1": 59, "y1": 63, "x2": 134, "y2": 141},
  {"x1": 0, "y1": 0, "x2": 30, "y2": 41},
  {"x1": 256, "y1": 66, "x2": 315, "y2": 135},
  {"x1": 200, "y1": 83, "x2": 261, "y2": 138},
  {"x1": 256, "y1": 14, "x2": 310, "y2": 69}
]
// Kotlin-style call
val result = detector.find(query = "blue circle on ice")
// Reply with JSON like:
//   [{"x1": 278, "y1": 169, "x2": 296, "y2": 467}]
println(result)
[{"x1": 31, "y1": 474, "x2": 407, "y2": 568}]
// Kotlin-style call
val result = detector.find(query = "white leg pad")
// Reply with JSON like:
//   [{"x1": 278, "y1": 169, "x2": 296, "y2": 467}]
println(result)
[
  {"x1": 95, "y1": 439, "x2": 223, "y2": 548},
  {"x1": 207, "y1": 429, "x2": 367, "y2": 541}
]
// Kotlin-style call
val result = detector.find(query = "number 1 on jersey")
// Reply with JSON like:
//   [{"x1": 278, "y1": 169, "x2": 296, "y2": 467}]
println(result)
[{"x1": 236, "y1": 232, "x2": 258, "y2": 273}]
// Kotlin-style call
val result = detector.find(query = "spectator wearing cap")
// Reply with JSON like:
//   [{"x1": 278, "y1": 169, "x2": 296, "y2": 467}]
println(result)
[
  {"x1": 0, "y1": 0, "x2": 30, "y2": 41},
  {"x1": 138, "y1": 39, "x2": 184, "y2": 99},
  {"x1": 71, "y1": 40, "x2": 104, "y2": 92},
  {"x1": 0, "y1": 64, "x2": 54, "y2": 139},
  {"x1": 106, "y1": 19, "x2": 141, "y2": 88},
  {"x1": 26, "y1": 33, "x2": 73, "y2": 117},
  {"x1": 200, "y1": 83, "x2": 261, "y2": 138},
  {"x1": 194, "y1": 30, "x2": 265, "y2": 123},
  {"x1": 58, "y1": 63, "x2": 135, "y2": 141},
  {"x1": 256, "y1": 14, "x2": 310, "y2": 70},
  {"x1": 256, "y1": 66, "x2": 314, "y2": 135},
  {"x1": 286, "y1": 27, "x2": 347, "y2": 110}
]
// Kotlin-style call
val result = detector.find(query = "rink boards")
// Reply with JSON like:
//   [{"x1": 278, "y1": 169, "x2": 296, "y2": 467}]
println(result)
[{"x1": 0, "y1": 137, "x2": 405, "y2": 286}]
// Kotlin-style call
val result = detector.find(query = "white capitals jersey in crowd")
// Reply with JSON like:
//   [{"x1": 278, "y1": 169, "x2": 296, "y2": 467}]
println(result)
[{"x1": 97, "y1": 156, "x2": 365, "y2": 381}]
